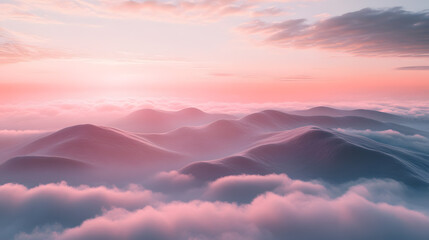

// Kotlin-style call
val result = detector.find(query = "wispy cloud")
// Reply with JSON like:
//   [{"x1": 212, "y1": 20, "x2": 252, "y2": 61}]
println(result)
[
  {"x1": 278, "y1": 75, "x2": 314, "y2": 81},
  {"x1": 0, "y1": 27, "x2": 192, "y2": 65},
  {"x1": 0, "y1": 2, "x2": 61, "y2": 24},
  {"x1": 4, "y1": 0, "x2": 298, "y2": 22},
  {"x1": 0, "y1": 28, "x2": 70, "y2": 64},
  {"x1": 252, "y1": 6, "x2": 285, "y2": 17},
  {"x1": 239, "y1": 7, "x2": 429, "y2": 57},
  {"x1": 396, "y1": 66, "x2": 429, "y2": 71}
]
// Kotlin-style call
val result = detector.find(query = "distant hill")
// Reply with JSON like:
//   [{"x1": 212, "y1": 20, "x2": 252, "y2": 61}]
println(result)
[
  {"x1": 142, "y1": 110, "x2": 428, "y2": 161},
  {"x1": 113, "y1": 107, "x2": 236, "y2": 133},
  {"x1": 291, "y1": 106, "x2": 427, "y2": 124},
  {"x1": 11, "y1": 124, "x2": 184, "y2": 167}
]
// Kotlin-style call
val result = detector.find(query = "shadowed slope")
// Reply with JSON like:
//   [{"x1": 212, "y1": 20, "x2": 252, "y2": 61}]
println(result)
[
  {"x1": 0, "y1": 156, "x2": 92, "y2": 172},
  {"x1": 2, "y1": 109, "x2": 428, "y2": 186},
  {"x1": 0, "y1": 156, "x2": 94, "y2": 185},
  {"x1": 143, "y1": 110, "x2": 428, "y2": 161},
  {"x1": 181, "y1": 127, "x2": 429, "y2": 186},
  {"x1": 181, "y1": 156, "x2": 270, "y2": 182}
]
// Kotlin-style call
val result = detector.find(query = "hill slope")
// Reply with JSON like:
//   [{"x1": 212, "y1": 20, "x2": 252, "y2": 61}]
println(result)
[
  {"x1": 181, "y1": 127, "x2": 429, "y2": 186},
  {"x1": 12, "y1": 124, "x2": 184, "y2": 167}
]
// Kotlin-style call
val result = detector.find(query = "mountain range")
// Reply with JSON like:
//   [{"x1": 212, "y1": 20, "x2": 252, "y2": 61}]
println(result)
[{"x1": 1, "y1": 106, "x2": 428, "y2": 187}]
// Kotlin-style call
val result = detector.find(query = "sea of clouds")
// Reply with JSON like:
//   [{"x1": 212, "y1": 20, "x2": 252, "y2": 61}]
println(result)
[{"x1": 0, "y1": 173, "x2": 426, "y2": 240}]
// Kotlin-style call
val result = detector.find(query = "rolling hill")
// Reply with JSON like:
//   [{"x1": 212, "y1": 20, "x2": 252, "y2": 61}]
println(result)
[{"x1": 181, "y1": 127, "x2": 429, "y2": 187}]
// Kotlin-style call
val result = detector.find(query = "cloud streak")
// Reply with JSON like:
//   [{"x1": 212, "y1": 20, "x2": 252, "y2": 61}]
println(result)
[
  {"x1": 240, "y1": 7, "x2": 429, "y2": 57},
  {"x1": 5, "y1": 0, "x2": 295, "y2": 23},
  {"x1": 396, "y1": 66, "x2": 429, "y2": 71},
  {"x1": 0, "y1": 28, "x2": 68, "y2": 64}
]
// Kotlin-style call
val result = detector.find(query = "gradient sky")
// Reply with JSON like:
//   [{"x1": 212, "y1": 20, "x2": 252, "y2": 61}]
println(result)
[{"x1": 1, "y1": 0, "x2": 428, "y2": 103}]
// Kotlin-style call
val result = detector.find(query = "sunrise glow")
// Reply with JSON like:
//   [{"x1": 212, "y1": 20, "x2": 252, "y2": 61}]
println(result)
[{"x1": 1, "y1": 1, "x2": 429, "y2": 240}]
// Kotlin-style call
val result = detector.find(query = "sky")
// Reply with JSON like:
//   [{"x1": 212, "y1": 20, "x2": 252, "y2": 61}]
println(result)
[
  {"x1": 0, "y1": 0, "x2": 429, "y2": 103},
  {"x1": 2, "y1": 3, "x2": 429, "y2": 238}
]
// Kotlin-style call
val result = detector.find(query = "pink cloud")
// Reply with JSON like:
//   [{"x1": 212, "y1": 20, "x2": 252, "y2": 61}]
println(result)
[
  {"x1": 12, "y1": 180, "x2": 429, "y2": 240},
  {"x1": 0, "y1": 3, "x2": 58, "y2": 23},
  {"x1": 0, "y1": 182, "x2": 163, "y2": 239},
  {"x1": 97, "y1": 0, "x2": 259, "y2": 21},
  {"x1": 5, "y1": 0, "x2": 294, "y2": 22},
  {"x1": 252, "y1": 7, "x2": 284, "y2": 17},
  {"x1": 0, "y1": 28, "x2": 69, "y2": 64},
  {"x1": 0, "y1": 175, "x2": 426, "y2": 239}
]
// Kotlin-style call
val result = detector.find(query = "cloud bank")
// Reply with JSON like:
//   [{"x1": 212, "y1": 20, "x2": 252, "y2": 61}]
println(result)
[
  {"x1": 1, "y1": 99, "x2": 428, "y2": 132},
  {"x1": 240, "y1": 7, "x2": 429, "y2": 57},
  {"x1": 0, "y1": 182, "x2": 162, "y2": 239},
  {"x1": 0, "y1": 174, "x2": 427, "y2": 240}
]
